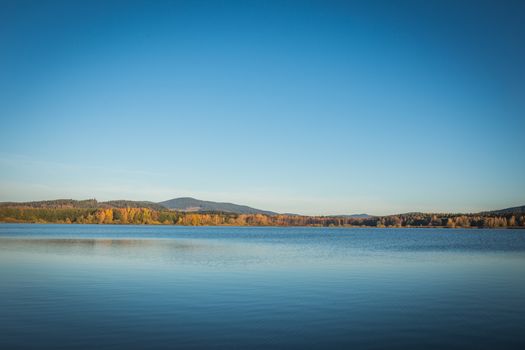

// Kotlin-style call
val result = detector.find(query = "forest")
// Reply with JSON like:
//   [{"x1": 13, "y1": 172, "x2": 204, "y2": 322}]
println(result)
[{"x1": 0, "y1": 206, "x2": 524, "y2": 228}]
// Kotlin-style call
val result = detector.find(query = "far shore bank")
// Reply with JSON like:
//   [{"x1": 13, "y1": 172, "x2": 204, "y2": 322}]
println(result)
[
  {"x1": 1, "y1": 221, "x2": 524, "y2": 229},
  {"x1": 1, "y1": 206, "x2": 523, "y2": 229}
]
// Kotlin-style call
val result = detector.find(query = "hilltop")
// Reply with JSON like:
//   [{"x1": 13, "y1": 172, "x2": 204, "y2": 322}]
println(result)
[
  {"x1": 483, "y1": 205, "x2": 525, "y2": 215},
  {"x1": 158, "y1": 197, "x2": 277, "y2": 215}
]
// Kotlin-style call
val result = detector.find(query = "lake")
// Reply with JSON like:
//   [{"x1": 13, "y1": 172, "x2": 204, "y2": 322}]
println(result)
[{"x1": 1, "y1": 224, "x2": 524, "y2": 349}]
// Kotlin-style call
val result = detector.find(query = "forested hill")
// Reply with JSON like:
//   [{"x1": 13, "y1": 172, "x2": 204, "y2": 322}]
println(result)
[
  {"x1": 1, "y1": 199, "x2": 524, "y2": 228},
  {"x1": 2, "y1": 199, "x2": 525, "y2": 218},
  {"x1": 159, "y1": 197, "x2": 277, "y2": 215},
  {"x1": 0, "y1": 199, "x2": 164, "y2": 211},
  {"x1": 483, "y1": 205, "x2": 525, "y2": 215},
  {"x1": 0, "y1": 197, "x2": 277, "y2": 215}
]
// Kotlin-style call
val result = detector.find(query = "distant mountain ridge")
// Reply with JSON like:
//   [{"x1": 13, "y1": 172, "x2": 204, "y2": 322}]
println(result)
[
  {"x1": 482, "y1": 205, "x2": 525, "y2": 215},
  {"x1": 335, "y1": 214, "x2": 374, "y2": 219},
  {"x1": 1, "y1": 198, "x2": 523, "y2": 217},
  {"x1": 158, "y1": 197, "x2": 277, "y2": 215}
]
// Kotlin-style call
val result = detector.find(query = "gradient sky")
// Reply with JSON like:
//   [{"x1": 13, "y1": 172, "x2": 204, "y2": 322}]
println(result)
[{"x1": 1, "y1": 0, "x2": 524, "y2": 215}]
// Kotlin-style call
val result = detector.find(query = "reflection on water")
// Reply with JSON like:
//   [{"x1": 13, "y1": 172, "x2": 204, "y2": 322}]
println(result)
[{"x1": 1, "y1": 224, "x2": 525, "y2": 349}]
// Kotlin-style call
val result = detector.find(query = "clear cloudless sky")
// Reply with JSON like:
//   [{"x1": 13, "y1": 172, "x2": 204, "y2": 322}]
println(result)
[{"x1": 0, "y1": 0, "x2": 524, "y2": 215}]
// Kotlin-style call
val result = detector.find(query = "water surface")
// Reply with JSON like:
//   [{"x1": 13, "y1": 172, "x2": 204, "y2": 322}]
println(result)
[{"x1": 1, "y1": 224, "x2": 524, "y2": 349}]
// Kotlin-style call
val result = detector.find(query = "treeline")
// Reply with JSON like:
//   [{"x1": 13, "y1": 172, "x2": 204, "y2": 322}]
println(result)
[
  {"x1": 373, "y1": 213, "x2": 524, "y2": 228},
  {"x1": 0, "y1": 199, "x2": 164, "y2": 210},
  {"x1": 0, "y1": 207, "x2": 524, "y2": 228}
]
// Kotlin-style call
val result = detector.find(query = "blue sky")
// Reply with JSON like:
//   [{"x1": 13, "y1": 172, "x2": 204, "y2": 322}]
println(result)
[{"x1": 1, "y1": 0, "x2": 524, "y2": 215}]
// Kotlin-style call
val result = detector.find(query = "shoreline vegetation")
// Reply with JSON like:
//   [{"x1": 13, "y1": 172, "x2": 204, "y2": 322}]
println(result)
[{"x1": 1, "y1": 202, "x2": 524, "y2": 229}]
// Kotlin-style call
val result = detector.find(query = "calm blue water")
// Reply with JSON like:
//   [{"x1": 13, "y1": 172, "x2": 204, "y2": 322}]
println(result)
[{"x1": 1, "y1": 224, "x2": 525, "y2": 349}]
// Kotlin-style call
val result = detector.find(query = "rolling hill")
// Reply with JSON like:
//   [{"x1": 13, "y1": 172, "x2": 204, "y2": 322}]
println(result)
[
  {"x1": 0, "y1": 199, "x2": 164, "y2": 211},
  {"x1": 482, "y1": 205, "x2": 525, "y2": 215},
  {"x1": 158, "y1": 197, "x2": 277, "y2": 215},
  {"x1": 1, "y1": 197, "x2": 523, "y2": 218}
]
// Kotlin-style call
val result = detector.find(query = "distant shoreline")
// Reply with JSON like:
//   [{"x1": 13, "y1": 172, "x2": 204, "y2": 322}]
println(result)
[
  {"x1": 1, "y1": 204, "x2": 524, "y2": 229},
  {"x1": 1, "y1": 221, "x2": 524, "y2": 229}
]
